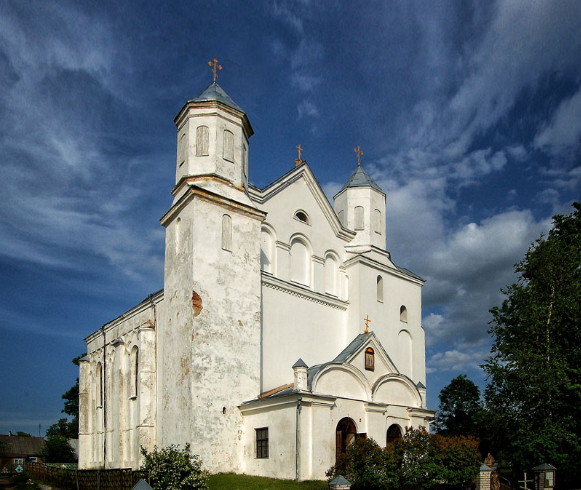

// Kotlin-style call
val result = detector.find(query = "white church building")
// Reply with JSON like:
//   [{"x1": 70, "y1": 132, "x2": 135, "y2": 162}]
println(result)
[{"x1": 78, "y1": 76, "x2": 434, "y2": 480}]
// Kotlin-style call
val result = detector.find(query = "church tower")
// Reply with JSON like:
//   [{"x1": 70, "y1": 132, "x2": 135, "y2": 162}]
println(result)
[
  {"x1": 333, "y1": 148, "x2": 386, "y2": 250},
  {"x1": 157, "y1": 63, "x2": 265, "y2": 472}
]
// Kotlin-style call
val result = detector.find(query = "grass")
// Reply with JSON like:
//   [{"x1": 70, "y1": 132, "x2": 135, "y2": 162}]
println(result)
[{"x1": 208, "y1": 473, "x2": 329, "y2": 489}]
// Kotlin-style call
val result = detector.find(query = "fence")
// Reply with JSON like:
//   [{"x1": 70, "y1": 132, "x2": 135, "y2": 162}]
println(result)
[{"x1": 26, "y1": 462, "x2": 146, "y2": 490}]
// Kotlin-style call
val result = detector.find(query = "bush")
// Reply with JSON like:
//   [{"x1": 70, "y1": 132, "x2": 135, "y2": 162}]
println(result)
[
  {"x1": 141, "y1": 444, "x2": 209, "y2": 490},
  {"x1": 327, "y1": 428, "x2": 481, "y2": 490}
]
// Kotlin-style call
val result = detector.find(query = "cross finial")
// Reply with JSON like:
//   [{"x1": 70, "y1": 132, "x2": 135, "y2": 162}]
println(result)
[
  {"x1": 354, "y1": 145, "x2": 364, "y2": 166},
  {"x1": 364, "y1": 315, "x2": 371, "y2": 333},
  {"x1": 208, "y1": 58, "x2": 223, "y2": 82},
  {"x1": 295, "y1": 144, "x2": 304, "y2": 166}
]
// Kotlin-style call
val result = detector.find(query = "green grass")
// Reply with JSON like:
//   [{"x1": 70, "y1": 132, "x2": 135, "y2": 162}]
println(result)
[{"x1": 208, "y1": 473, "x2": 328, "y2": 489}]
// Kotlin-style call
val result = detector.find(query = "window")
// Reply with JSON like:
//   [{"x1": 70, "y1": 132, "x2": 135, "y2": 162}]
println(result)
[
  {"x1": 386, "y1": 424, "x2": 402, "y2": 445},
  {"x1": 376, "y1": 276, "x2": 383, "y2": 302},
  {"x1": 290, "y1": 238, "x2": 310, "y2": 286},
  {"x1": 14, "y1": 458, "x2": 24, "y2": 465},
  {"x1": 242, "y1": 144, "x2": 248, "y2": 185},
  {"x1": 222, "y1": 214, "x2": 232, "y2": 251},
  {"x1": 260, "y1": 227, "x2": 275, "y2": 274},
  {"x1": 365, "y1": 347, "x2": 375, "y2": 371},
  {"x1": 130, "y1": 347, "x2": 139, "y2": 398},
  {"x1": 325, "y1": 254, "x2": 339, "y2": 295},
  {"x1": 255, "y1": 428, "x2": 269, "y2": 458},
  {"x1": 28, "y1": 457, "x2": 38, "y2": 463},
  {"x1": 96, "y1": 362, "x2": 103, "y2": 408},
  {"x1": 294, "y1": 210, "x2": 310, "y2": 224},
  {"x1": 354, "y1": 206, "x2": 364, "y2": 230},
  {"x1": 374, "y1": 209, "x2": 382, "y2": 234},
  {"x1": 196, "y1": 125, "x2": 209, "y2": 156},
  {"x1": 400, "y1": 305, "x2": 408, "y2": 322},
  {"x1": 178, "y1": 132, "x2": 186, "y2": 167},
  {"x1": 223, "y1": 130, "x2": 234, "y2": 162}
]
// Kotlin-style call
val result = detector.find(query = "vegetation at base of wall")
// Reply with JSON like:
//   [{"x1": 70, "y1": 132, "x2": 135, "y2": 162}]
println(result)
[
  {"x1": 327, "y1": 428, "x2": 481, "y2": 490},
  {"x1": 141, "y1": 444, "x2": 209, "y2": 490},
  {"x1": 9, "y1": 472, "x2": 42, "y2": 489},
  {"x1": 208, "y1": 473, "x2": 328, "y2": 489}
]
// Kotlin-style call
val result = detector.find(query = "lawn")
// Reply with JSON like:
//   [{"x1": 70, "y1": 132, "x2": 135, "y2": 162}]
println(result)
[{"x1": 208, "y1": 473, "x2": 329, "y2": 489}]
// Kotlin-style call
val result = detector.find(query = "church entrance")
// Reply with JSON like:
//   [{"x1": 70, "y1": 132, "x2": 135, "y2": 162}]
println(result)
[
  {"x1": 335, "y1": 417, "x2": 357, "y2": 461},
  {"x1": 386, "y1": 424, "x2": 403, "y2": 445}
]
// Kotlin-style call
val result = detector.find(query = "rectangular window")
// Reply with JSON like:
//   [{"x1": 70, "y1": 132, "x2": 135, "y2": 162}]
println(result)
[
  {"x1": 29, "y1": 457, "x2": 38, "y2": 463},
  {"x1": 255, "y1": 427, "x2": 269, "y2": 459},
  {"x1": 14, "y1": 458, "x2": 24, "y2": 465}
]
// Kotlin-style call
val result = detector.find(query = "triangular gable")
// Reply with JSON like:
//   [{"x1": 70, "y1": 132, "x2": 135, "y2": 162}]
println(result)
[{"x1": 249, "y1": 162, "x2": 355, "y2": 242}]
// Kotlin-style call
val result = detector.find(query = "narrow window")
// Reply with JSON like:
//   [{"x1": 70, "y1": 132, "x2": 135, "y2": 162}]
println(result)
[
  {"x1": 354, "y1": 206, "x2": 364, "y2": 230},
  {"x1": 325, "y1": 254, "x2": 338, "y2": 295},
  {"x1": 242, "y1": 144, "x2": 248, "y2": 185},
  {"x1": 294, "y1": 210, "x2": 310, "y2": 224},
  {"x1": 222, "y1": 214, "x2": 232, "y2": 251},
  {"x1": 290, "y1": 239, "x2": 310, "y2": 286},
  {"x1": 178, "y1": 133, "x2": 186, "y2": 167},
  {"x1": 130, "y1": 347, "x2": 139, "y2": 398},
  {"x1": 196, "y1": 125, "x2": 209, "y2": 156},
  {"x1": 96, "y1": 363, "x2": 103, "y2": 407},
  {"x1": 376, "y1": 276, "x2": 383, "y2": 302},
  {"x1": 400, "y1": 305, "x2": 408, "y2": 322},
  {"x1": 374, "y1": 209, "x2": 382, "y2": 234},
  {"x1": 365, "y1": 347, "x2": 375, "y2": 371},
  {"x1": 256, "y1": 428, "x2": 269, "y2": 458},
  {"x1": 223, "y1": 130, "x2": 234, "y2": 162}
]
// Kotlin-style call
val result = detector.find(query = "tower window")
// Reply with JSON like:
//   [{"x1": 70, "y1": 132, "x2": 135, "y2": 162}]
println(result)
[
  {"x1": 400, "y1": 305, "x2": 408, "y2": 322},
  {"x1": 196, "y1": 125, "x2": 209, "y2": 156},
  {"x1": 130, "y1": 347, "x2": 139, "y2": 398},
  {"x1": 354, "y1": 206, "x2": 364, "y2": 230},
  {"x1": 223, "y1": 130, "x2": 234, "y2": 162},
  {"x1": 365, "y1": 347, "x2": 375, "y2": 371},
  {"x1": 255, "y1": 428, "x2": 269, "y2": 459},
  {"x1": 376, "y1": 276, "x2": 383, "y2": 302},
  {"x1": 374, "y1": 209, "x2": 382, "y2": 234}
]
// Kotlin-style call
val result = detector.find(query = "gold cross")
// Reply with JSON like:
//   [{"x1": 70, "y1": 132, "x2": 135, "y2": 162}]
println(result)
[
  {"x1": 354, "y1": 145, "x2": 364, "y2": 166},
  {"x1": 364, "y1": 315, "x2": 371, "y2": 333},
  {"x1": 208, "y1": 58, "x2": 223, "y2": 82},
  {"x1": 295, "y1": 144, "x2": 303, "y2": 166}
]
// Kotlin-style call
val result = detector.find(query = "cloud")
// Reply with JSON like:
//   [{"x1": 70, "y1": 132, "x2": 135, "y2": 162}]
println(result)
[
  {"x1": 427, "y1": 347, "x2": 488, "y2": 373},
  {"x1": 534, "y1": 88, "x2": 581, "y2": 154}
]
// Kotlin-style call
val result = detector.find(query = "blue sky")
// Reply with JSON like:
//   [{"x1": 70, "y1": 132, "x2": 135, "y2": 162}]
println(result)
[{"x1": 1, "y1": 1, "x2": 579, "y2": 436}]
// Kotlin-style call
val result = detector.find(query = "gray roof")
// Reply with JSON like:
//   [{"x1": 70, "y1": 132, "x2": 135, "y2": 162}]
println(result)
[
  {"x1": 190, "y1": 81, "x2": 244, "y2": 112},
  {"x1": 337, "y1": 165, "x2": 383, "y2": 194},
  {"x1": 292, "y1": 358, "x2": 308, "y2": 368}
]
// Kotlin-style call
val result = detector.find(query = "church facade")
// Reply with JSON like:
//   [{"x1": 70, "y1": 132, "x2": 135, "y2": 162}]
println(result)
[{"x1": 78, "y1": 79, "x2": 434, "y2": 480}]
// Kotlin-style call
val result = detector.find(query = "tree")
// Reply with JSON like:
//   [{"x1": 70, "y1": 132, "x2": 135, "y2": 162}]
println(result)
[
  {"x1": 434, "y1": 374, "x2": 482, "y2": 436},
  {"x1": 141, "y1": 444, "x2": 209, "y2": 490},
  {"x1": 42, "y1": 435, "x2": 76, "y2": 463},
  {"x1": 483, "y1": 202, "x2": 581, "y2": 485}
]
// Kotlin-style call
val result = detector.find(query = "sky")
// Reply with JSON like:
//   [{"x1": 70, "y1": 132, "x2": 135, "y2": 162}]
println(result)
[{"x1": 0, "y1": 1, "x2": 580, "y2": 437}]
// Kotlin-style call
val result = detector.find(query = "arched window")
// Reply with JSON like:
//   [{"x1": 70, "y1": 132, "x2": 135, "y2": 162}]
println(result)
[
  {"x1": 386, "y1": 424, "x2": 402, "y2": 445},
  {"x1": 376, "y1": 276, "x2": 383, "y2": 302},
  {"x1": 290, "y1": 238, "x2": 310, "y2": 286},
  {"x1": 354, "y1": 206, "x2": 364, "y2": 230},
  {"x1": 96, "y1": 363, "x2": 103, "y2": 408},
  {"x1": 242, "y1": 144, "x2": 248, "y2": 185},
  {"x1": 365, "y1": 347, "x2": 375, "y2": 371},
  {"x1": 294, "y1": 210, "x2": 310, "y2": 224},
  {"x1": 222, "y1": 214, "x2": 232, "y2": 251},
  {"x1": 374, "y1": 209, "x2": 382, "y2": 234},
  {"x1": 178, "y1": 132, "x2": 186, "y2": 167},
  {"x1": 336, "y1": 418, "x2": 357, "y2": 462},
  {"x1": 196, "y1": 125, "x2": 209, "y2": 156},
  {"x1": 223, "y1": 130, "x2": 234, "y2": 162},
  {"x1": 400, "y1": 305, "x2": 408, "y2": 322},
  {"x1": 325, "y1": 254, "x2": 339, "y2": 295},
  {"x1": 398, "y1": 330, "x2": 413, "y2": 376},
  {"x1": 130, "y1": 347, "x2": 139, "y2": 398}
]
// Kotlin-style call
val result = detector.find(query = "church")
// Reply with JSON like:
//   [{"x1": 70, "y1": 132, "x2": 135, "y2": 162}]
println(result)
[{"x1": 78, "y1": 65, "x2": 434, "y2": 480}]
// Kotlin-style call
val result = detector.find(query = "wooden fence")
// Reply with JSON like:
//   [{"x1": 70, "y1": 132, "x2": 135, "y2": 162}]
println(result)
[{"x1": 26, "y1": 462, "x2": 146, "y2": 490}]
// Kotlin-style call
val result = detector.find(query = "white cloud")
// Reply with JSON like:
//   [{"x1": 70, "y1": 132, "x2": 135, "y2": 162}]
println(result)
[
  {"x1": 427, "y1": 348, "x2": 488, "y2": 373},
  {"x1": 535, "y1": 88, "x2": 581, "y2": 153}
]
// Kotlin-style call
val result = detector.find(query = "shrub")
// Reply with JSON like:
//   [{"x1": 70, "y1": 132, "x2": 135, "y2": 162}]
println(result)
[{"x1": 141, "y1": 444, "x2": 209, "y2": 490}]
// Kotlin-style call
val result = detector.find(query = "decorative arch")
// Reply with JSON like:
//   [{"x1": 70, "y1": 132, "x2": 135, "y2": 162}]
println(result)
[
  {"x1": 312, "y1": 364, "x2": 372, "y2": 401},
  {"x1": 336, "y1": 417, "x2": 357, "y2": 461},
  {"x1": 373, "y1": 209, "x2": 382, "y2": 234},
  {"x1": 398, "y1": 329, "x2": 413, "y2": 377},
  {"x1": 290, "y1": 234, "x2": 312, "y2": 286},
  {"x1": 223, "y1": 129, "x2": 234, "y2": 162},
  {"x1": 372, "y1": 374, "x2": 422, "y2": 407},
  {"x1": 354, "y1": 206, "x2": 364, "y2": 230},
  {"x1": 222, "y1": 214, "x2": 232, "y2": 251},
  {"x1": 260, "y1": 224, "x2": 277, "y2": 274},
  {"x1": 195, "y1": 125, "x2": 209, "y2": 156}
]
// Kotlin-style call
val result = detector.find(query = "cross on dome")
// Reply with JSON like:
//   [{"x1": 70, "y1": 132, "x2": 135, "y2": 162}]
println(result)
[
  {"x1": 208, "y1": 58, "x2": 223, "y2": 82},
  {"x1": 354, "y1": 145, "x2": 364, "y2": 166}
]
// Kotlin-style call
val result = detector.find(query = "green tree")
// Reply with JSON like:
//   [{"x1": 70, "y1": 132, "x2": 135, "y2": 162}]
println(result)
[
  {"x1": 42, "y1": 435, "x2": 76, "y2": 463},
  {"x1": 483, "y1": 202, "x2": 581, "y2": 485},
  {"x1": 141, "y1": 444, "x2": 209, "y2": 490},
  {"x1": 434, "y1": 374, "x2": 482, "y2": 436}
]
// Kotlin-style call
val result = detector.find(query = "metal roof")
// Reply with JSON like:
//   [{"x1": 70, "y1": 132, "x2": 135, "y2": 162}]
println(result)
[
  {"x1": 189, "y1": 81, "x2": 244, "y2": 113},
  {"x1": 337, "y1": 165, "x2": 383, "y2": 194}
]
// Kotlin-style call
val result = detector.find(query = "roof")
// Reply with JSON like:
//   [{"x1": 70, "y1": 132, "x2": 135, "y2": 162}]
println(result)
[
  {"x1": 0, "y1": 435, "x2": 45, "y2": 457},
  {"x1": 336, "y1": 164, "x2": 384, "y2": 195},
  {"x1": 189, "y1": 81, "x2": 244, "y2": 113}
]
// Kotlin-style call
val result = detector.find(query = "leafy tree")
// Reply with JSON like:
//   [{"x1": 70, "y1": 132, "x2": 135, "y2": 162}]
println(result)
[
  {"x1": 434, "y1": 374, "x2": 482, "y2": 436},
  {"x1": 327, "y1": 428, "x2": 480, "y2": 489},
  {"x1": 141, "y1": 444, "x2": 209, "y2": 490},
  {"x1": 483, "y1": 202, "x2": 581, "y2": 485},
  {"x1": 45, "y1": 418, "x2": 77, "y2": 439},
  {"x1": 42, "y1": 435, "x2": 76, "y2": 463}
]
